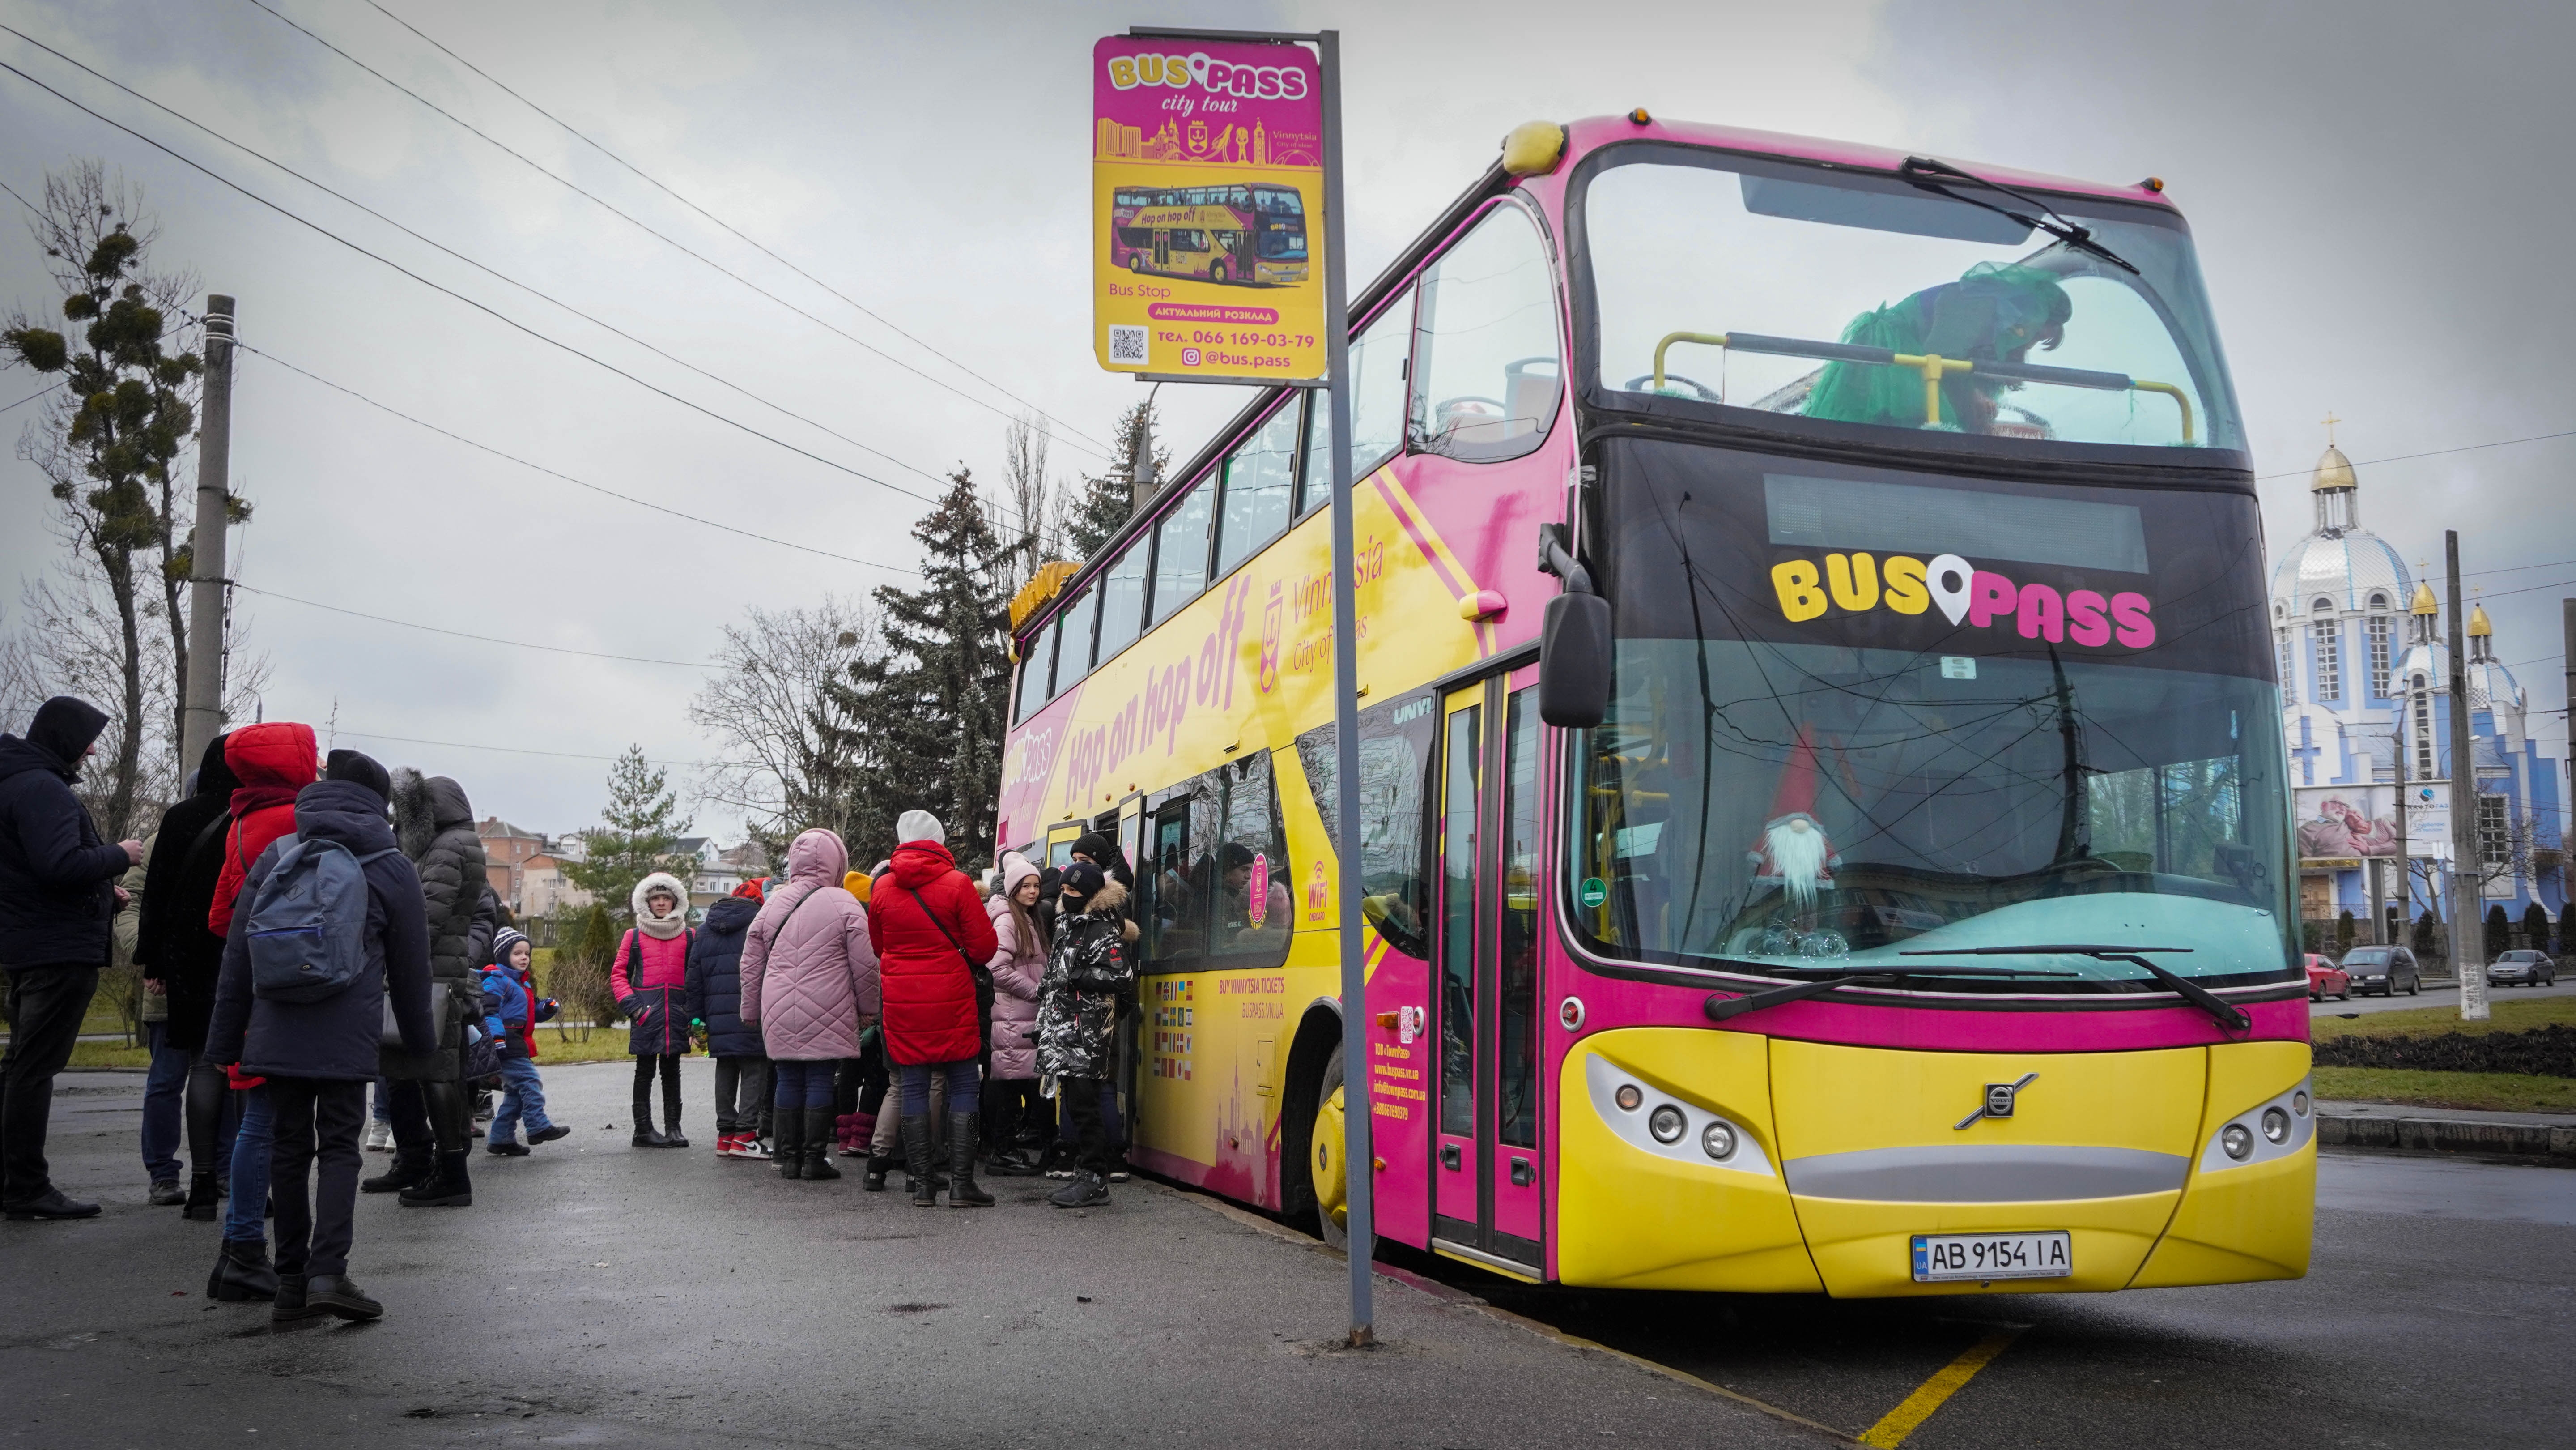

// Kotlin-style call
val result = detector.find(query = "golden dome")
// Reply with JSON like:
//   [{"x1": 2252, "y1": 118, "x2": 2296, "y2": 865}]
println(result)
[
  {"x1": 2409, "y1": 582, "x2": 2439, "y2": 615},
  {"x1": 2469, "y1": 603, "x2": 2492, "y2": 637},
  {"x1": 2311, "y1": 444, "x2": 2358, "y2": 492}
]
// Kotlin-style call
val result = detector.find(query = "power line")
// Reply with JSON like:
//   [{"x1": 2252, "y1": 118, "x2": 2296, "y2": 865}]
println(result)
[
  {"x1": 360, "y1": 0, "x2": 1114, "y2": 456},
  {"x1": 233, "y1": 582, "x2": 719, "y2": 668},
  {"x1": 0, "y1": 54, "x2": 958, "y2": 513},
  {"x1": 238, "y1": 0, "x2": 1111, "y2": 461},
  {"x1": 2257, "y1": 426, "x2": 2576, "y2": 482},
  {"x1": 0, "y1": 23, "x2": 958, "y2": 493},
  {"x1": 324, "y1": 725, "x2": 736, "y2": 768},
  {"x1": 0, "y1": 380, "x2": 59, "y2": 414},
  {"x1": 230, "y1": 339, "x2": 918, "y2": 576}
]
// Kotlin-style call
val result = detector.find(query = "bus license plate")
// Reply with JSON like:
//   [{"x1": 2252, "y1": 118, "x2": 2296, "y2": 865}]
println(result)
[{"x1": 1911, "y1": 1231, "x2": 2071, "y2": 1282}]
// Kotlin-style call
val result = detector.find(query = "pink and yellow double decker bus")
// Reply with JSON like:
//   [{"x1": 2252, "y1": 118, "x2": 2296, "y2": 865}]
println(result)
[
  {"x1": 1110, "y1": 182, "x2": 1309, "y2": 286},
  {"x1": 1002, "y1": 114, "x2": 2310, "y2": 1296}
]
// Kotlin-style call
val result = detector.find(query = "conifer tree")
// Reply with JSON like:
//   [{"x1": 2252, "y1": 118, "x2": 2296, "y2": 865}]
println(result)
[
  {"x1": 565, "y1": 746, "x2": 697, "y2": 919},
  {"x1": 1056, "y1": 396, "x2": 1167, "y2": 561},
  {"x1": 829, "y1": 467, "x2": 1012, "y2": 868}
]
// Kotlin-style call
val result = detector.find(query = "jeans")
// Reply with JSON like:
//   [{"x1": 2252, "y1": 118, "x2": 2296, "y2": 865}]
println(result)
[
  {"x1": 491, "y1": 1057, "x2": 551, "y2": 1143},
  {"x1": 1, "y1": 963, "x2": 101, "y2": 1205},
  {"x1": 370, "y1": 1075, "x2": 391, "y2": 1124},
  {"x1": 899, "y1": 1058, "x2": 981, "y2": 1117},
  {"x1": 264, "y1": 1077, "x2": 366, "y2": 1278},
  {"x1": 223, "y1": 1084, "x2": 273, "y2": 1243},
  {"x1": 772, "y1": 1059, "x2": 836, "y2": 1110},
  {"x1": 713, "y1": 1055, "x2": 770, "y2": 1133},
  {"x1": 140, "y1": 1020, "x2": 189, "y2": 1182}
]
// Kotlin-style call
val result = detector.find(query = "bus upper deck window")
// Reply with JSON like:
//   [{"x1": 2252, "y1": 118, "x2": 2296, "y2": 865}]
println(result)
[
  {"x1": 1015, "y1": 615, "x2": 1060, "y2": 721},
  {"x1": 1218, "y1": 404, "x2": 1299, "y2": 576},
  {"x1": 1095, "y1": 545, "x2": 1149, "y2": 664},
  {"x1": 1411, "y1": 202, "x2": 1561, "y2": 463},
  {"x1": 1152, "y1": 478, "x2": 1215, "y2": 625},
  {"x1": 1303, "y1": 285, "x2": 1414, "y2": 513}
]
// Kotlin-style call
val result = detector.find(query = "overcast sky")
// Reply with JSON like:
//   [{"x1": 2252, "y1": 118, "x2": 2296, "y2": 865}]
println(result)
[{"x1": 4, "y1": 0, "x2": 2571, "y2": 847}]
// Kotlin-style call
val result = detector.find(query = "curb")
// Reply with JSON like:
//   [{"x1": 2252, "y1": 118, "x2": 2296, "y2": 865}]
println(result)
[{"x1": 2319, "y1": 1113, "x2": 2576, "y2": 1158}]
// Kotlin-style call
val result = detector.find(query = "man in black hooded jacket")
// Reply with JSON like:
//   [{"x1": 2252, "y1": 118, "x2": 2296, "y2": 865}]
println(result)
[{"x1": 0, "y1": 697, "x2": 145, "y2": 1220}]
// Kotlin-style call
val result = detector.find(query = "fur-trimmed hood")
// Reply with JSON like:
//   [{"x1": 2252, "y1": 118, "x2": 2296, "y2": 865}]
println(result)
[
  {"x1": 390, "y1": 768, "x2": 473, "y2": 861},
  {"x1": 1077, "y1": 878, "x2": 1139, "y2": 942},
  {"x1": 631, "y1": 870, "x2": 690, "y2": 939}
]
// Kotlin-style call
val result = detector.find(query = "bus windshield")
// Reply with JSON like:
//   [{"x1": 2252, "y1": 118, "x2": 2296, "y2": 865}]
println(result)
[
  {"x1": 1581, "y1": 149, "x2": 2244, "y2": 452},
  {"x1": 1573, "y1": 443, "x2": 2297, "y2": 987}
]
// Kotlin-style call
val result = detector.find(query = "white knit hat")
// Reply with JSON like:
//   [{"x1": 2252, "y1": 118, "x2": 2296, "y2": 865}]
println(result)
[{"x1": 896, "y1": 809, "x2": 944, "y2": 845}]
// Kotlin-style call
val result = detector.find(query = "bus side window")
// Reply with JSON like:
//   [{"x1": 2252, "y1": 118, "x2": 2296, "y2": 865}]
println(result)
[
  {"x1": 1410, "y1": 202, "x2": 1561, "y2": 463},
  {"x1": 1208, "y1": 751, "x2": 1292, "y2": 968},
  {"x1": 1143, "y1": 794, "x2": 1203, "y2": 966},
  {"x1": 1217, "y1": 402, "x2": 1298, "y2": 577},
  {"x1": 1054, "y1": 584, "x2": 1101, "y2": 691},
  {"x1": 1152, "y1": 476, "x2": 1215, "y2": 624},
  {"x1": 1301, "y1": 285, "x2": 1415, "y2": 516},
  {"x1": 1095, "y1": 544, "x2": 1149, "y2": 665},
  {"x1": 1293, "y1": 691, "x2": 1438, "y2": 959},
  {"x1": 1015, "y1": 615, "x2": 1060, "y2": 722}
]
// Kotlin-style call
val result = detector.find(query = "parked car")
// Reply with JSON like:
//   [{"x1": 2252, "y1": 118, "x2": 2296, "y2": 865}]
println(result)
[
  {"x1": 2304, "y1": 954, "x2": 2351, "y2": 1002},
  {"x1": 2339, "y1": 946, "x2": 2421, "y2": 997},
  {"x1": 2487, "y1": 949, "x2": 2559, "y2": 988}
]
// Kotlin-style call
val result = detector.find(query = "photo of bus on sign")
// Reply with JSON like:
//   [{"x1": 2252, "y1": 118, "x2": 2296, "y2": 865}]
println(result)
[{"x1": 1111, "y1": 183, "x2": 1308, "y2": 287}]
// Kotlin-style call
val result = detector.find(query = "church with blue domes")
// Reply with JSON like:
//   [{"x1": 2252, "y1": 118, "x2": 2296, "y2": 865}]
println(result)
[{"x1": 2274, "y1": 435, "x2": 2563, "y2": 939}]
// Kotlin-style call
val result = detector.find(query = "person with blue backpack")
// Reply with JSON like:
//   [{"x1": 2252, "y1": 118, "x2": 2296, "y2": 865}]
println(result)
[
  {"x1": 478, "y1": 927, "x2": 564, "y2": 1156},
  {"x1": 205, "y1": 750, "x2": 436, "y2": 1324}
]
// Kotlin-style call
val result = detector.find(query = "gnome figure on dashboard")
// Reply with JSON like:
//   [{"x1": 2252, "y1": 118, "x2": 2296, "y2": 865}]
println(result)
[{"x1": 1747, "y1": 729, "x2": 1840, "y2": 913}]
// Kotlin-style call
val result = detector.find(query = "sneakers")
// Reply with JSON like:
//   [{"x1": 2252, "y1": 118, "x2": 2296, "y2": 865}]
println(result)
[
  {"x1": 486, "y1": 1140, "x2": 528, "y2": 1157},
  {"x1": 528, "y1": 1124, "x2": 570, "y2": 1145},
  {"x1": 716, "y1": 1132, "x2": 771, "y2": 1160},
  {"x1": 1047, "y1": 1171, "x2": 1110, "y2": 1209},
  {"x1": 363, "y1": 1121, "x2": 394, "y2": 1153}
]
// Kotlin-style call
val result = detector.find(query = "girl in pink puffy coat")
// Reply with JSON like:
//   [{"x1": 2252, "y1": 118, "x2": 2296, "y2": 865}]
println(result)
[
  {"x1": 982, "y1": 853, "x2": 1048, "y2": 1175},
  {"x1": 741, "y1": 828, "x2": 879, "y2": 1182}
]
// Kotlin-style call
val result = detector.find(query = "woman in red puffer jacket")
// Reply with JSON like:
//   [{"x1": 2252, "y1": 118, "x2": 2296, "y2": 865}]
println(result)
[
  {"x1": 206, "y1": 722, "x2": 319, "y2": 937},
  {"x1": 865, "y1": 810, "x2": 998, "y2": 1207}
]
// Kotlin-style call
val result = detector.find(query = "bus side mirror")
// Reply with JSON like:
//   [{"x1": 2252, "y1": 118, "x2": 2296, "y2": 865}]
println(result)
[{"x1": 1540, "y1": 593, "x2": 1611, "y2": 729}]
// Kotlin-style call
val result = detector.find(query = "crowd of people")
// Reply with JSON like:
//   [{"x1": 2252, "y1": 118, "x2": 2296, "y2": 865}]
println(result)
[{"x1": 0, "y1": 695, "x2": 1143, "y2": 1326}]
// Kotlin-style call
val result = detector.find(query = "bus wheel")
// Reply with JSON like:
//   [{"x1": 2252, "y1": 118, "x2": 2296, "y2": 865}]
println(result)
[
  {"x1": 1311, "y1": 1049, "x2": 1349, "y2": 1250},
  {"x1": 1209, "y1": 259, "x2": 1228, "y2": 285},
  {"x1": 1129, "y1": 255, "x2": 1145, "y2": 273}
]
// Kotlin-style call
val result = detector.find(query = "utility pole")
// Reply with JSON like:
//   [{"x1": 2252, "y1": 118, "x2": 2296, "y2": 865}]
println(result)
[
  {"x1": 179, "y1": 295, "x2": 235, "y2": 772},
  {"x1": 2389, "y1": 724, "x2": 2408, "y2": 948},
  {"x1": 2563, "y1": 598, "x2": 2573, "y2": 945},
  {"x1": 2448, "y1": 531, "x2": 2489, "y2": 1020}
]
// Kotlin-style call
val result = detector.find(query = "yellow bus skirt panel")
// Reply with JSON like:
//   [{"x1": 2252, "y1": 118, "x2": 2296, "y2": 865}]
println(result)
[
  {"x1": 2130, "y1": 1040, "x2": 2315, "y2": 1288},
  {"x1": 1556, "y1": 1029, "x2": 1823, "y2": 1292},
  {"x1": 1769, "y1": 1040, "x2": 2208, "y2": 1297}
]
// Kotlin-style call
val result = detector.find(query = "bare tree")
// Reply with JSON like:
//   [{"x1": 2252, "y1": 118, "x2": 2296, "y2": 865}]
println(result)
[
  {"x1": 2, "y1": 162, "x2": 227, "y2": 836},
  {"x1": 999, "y1": 412, "x2": 1055, "y2": 586},
  {"x1": 688, "y1": 596, "x2": 880, "y2": 855}
]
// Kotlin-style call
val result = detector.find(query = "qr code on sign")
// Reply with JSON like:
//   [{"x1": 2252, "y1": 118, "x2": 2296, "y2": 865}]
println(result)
[{"x1": 1107, "y1": 324, "x2": 1148, "y2": 364}]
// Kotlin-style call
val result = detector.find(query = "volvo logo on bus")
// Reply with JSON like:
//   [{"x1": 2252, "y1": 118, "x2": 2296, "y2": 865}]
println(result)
[{"x1": 1956, "y1": 1072, "x2": 2040, "y2": 1130}]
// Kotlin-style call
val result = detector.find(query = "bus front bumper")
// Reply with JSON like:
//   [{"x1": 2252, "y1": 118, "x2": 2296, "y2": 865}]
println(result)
[{"x1": 1557, "y1": 1030, "x2": 2313, "y2": 1296}]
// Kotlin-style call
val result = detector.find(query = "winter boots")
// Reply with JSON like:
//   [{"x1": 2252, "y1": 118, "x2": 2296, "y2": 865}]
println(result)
[
  {"x1": 837, "y1": 1111, "x2": 877, "y2": 1157},
  {"x1": 182, "y1": 1170, "x2": 220, "y2": 1222},
  {"x1": 398, "y1": 1150, "x2": 473, "y2": 1207},
  {"x1": 207, "y1": 1238, "x2": 279, "y2": 1301},
  {"x1": 774, "y1": 1108, "x2": 804, "y2": 1180},
  {"x1": 631, "y1": 1097, "x2": 671, "y2": 1149},
  {"x1": 901, "y1": 1116, "x2": 937, "y2": 1207},
  {"x1": 946, "y1": 1112, "x2": 993, "y2": 1207},
  {"x1": 660, "y1": 1077, "x2": 688, "y2": 1150},
  {"x1": 360, "y1": 1148, "x2": 430, "y2": 1195},
  {"x1": 801, "y1": 1107, "x2": 842, "y2": 1181}
]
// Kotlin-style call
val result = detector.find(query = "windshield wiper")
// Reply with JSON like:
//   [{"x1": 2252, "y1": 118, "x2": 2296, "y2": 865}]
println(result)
[
  {"x1": 1704, "y1": 964, "x2": 2075, "y2": 1023},
  {"x1": 1896, "y1": 156, "x2": 2141, "y2": 276},
  {"x1": 1898, "y1": 944, "x2": 2250, "y2": 1032}
]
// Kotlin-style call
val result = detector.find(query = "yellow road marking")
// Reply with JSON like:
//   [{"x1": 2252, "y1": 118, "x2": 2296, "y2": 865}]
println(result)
[{"x1": 1859, "y1": 1328, "x2": 2024, "y2": 1447}]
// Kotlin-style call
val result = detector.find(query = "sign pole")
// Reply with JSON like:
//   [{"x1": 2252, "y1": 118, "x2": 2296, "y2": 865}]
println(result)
[{"x1": 1315, "y1": 27, "x2": 1373, "y2": 1348}]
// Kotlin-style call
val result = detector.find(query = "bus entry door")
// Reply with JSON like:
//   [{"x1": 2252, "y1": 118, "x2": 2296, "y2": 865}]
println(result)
[{"x1": 1431, "y1": 672, "x2": 1546, "y2": 1273}]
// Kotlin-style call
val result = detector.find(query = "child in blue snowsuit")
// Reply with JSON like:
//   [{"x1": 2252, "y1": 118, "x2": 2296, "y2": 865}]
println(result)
[{"x1": 481, "y1": 928, "x2": 565, "y2": 1155}]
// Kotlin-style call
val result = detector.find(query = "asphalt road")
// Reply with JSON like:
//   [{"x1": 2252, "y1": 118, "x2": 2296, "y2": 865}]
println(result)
[
  {"x1": 11, "y1": 1061, "x2": 2572, "y2": 1448},
  {"x1": 0, "y1": 1061, "x2": 1812, "y2": 1450},
  {"x1": 2312, "y1": 976, "x2": 2576, "y2": 1015}
]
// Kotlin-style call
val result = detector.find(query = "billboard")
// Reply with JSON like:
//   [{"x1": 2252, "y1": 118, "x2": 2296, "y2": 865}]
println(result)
[
  {"x1": 1092, "y1": 38, "x2": 1326, "y2": 384},
  {"x1": 2295, "y1": 783, "x2": 2448, "y2": 862}
]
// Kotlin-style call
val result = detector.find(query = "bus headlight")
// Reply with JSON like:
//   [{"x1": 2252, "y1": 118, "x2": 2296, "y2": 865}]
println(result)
[
  {"x1": 1614, "y1": 1083, "x2": 1641, "y2": 1112},
  {"x1": 1649, "y1": 1105, "x2": 1687, "y2": 1144},
  {"x1": 2261, "y1": 1107, "x2": 2291, "y2": 1144},
  {"x1": 1701, "y1": 1121, "x2": 1737, "y2": 1161},
  {"x1": 2221, "y1": 1123, "x2": 2255, "y2": 1160}
]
